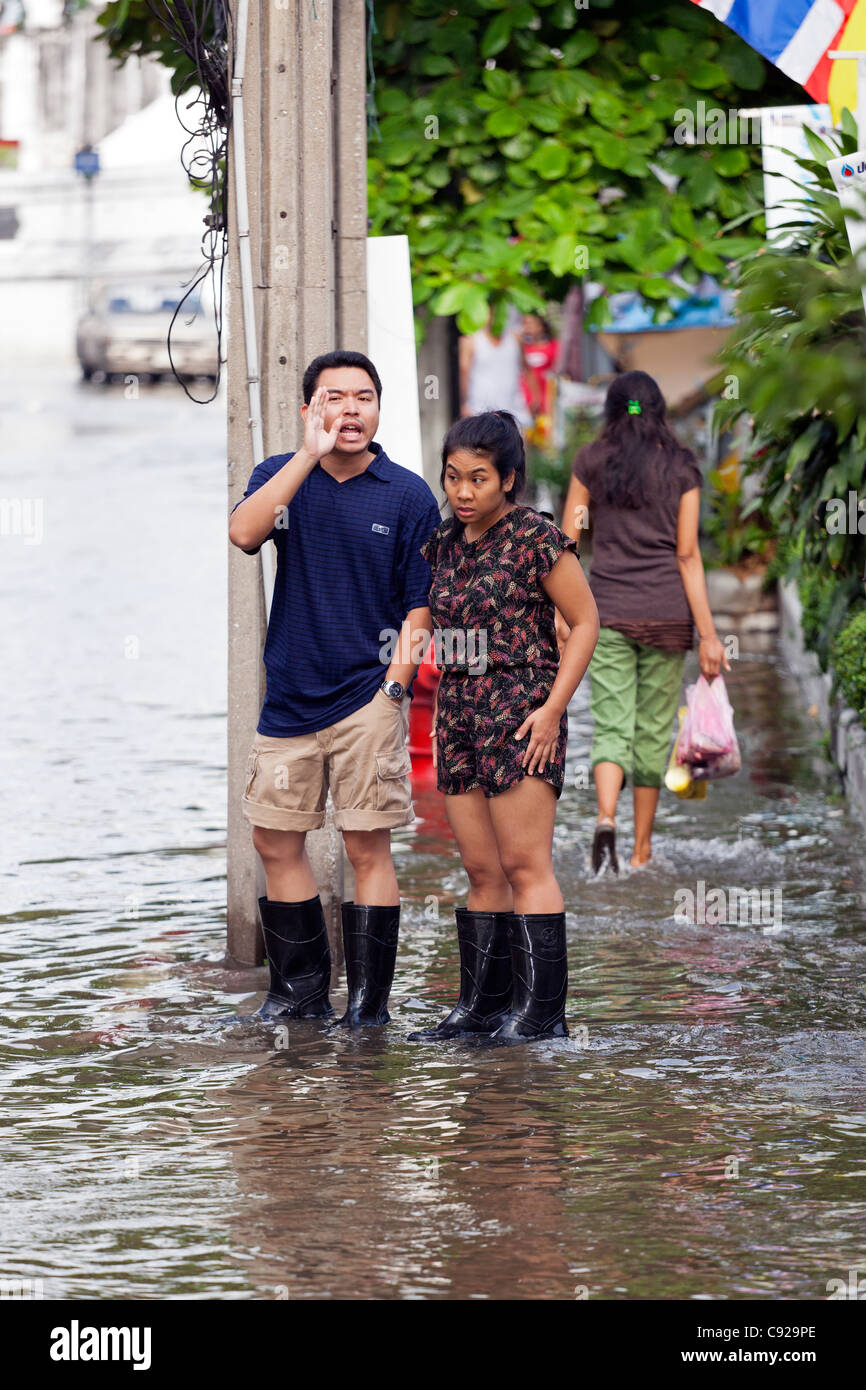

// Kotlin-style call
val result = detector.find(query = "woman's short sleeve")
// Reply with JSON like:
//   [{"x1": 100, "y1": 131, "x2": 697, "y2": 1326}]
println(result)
[
  {"x1": 533, "y1": 519, "x2": 579, "y2": 584},
  {"x1": 572, "y1": 443, "x2": 596, "y2": 488},
  {"x1": 677, "y1": 447, "x2": 703, "y2": 495}
]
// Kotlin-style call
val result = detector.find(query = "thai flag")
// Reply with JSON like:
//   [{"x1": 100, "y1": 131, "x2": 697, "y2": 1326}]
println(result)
[{"x1": 689, "y1": 1, "x2": 862, "y2": 103}]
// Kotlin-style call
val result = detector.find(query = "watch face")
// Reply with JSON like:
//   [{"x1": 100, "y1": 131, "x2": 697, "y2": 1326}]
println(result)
[{"x1": 382, "y1": 680, "x2": 403, "y2": 699}]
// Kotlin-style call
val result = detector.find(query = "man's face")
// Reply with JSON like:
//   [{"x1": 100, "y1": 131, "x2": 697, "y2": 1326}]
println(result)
[{"x1": 304, "y1": 367, "x2": 380, "y2": 455}]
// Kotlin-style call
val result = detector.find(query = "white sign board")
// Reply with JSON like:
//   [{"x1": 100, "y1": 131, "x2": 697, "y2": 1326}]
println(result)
[
  {"x1": 366, "y1": 235, "x2": 424, "y2": 477},
  {"x1": 828, "y1": 149, "x2": 866, "y2": 312},
  {"x1": 758, "y1": 104, "x2": 834, "y2": 244}
]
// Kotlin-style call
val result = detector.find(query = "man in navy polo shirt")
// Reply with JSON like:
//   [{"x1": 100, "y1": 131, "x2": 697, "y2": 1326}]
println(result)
[{"x1": 229, "y1": 350, "x2": 440, "y2": 1026}]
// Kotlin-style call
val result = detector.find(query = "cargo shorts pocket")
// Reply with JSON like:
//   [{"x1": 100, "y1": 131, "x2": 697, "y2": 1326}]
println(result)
[
  {"x1": 375, "y1": 750, "x2": 412, "y2": 812},
  {"x1": 243, "y1": 750, "x2": 259, "y2": 798}
]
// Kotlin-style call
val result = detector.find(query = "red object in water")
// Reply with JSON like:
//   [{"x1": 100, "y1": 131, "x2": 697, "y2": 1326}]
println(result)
[{"x1": 409, "y1": 637, "x2": 441, "y2": 760}]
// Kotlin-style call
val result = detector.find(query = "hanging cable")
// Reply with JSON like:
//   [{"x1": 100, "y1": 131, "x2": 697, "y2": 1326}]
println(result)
[
  {"x1": 366, "y1": 0, "x2": 381, "y2": 141},
  {"x1": 134, "y1": 0, "x2": 230, "y2": 402}
]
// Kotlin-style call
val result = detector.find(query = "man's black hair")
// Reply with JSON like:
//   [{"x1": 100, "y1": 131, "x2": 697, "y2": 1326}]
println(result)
[{"x1": 302, "y1": 351, "x2": 382, "y2": 405}]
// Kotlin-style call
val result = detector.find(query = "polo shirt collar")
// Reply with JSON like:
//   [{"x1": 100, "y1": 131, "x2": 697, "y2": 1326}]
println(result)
[
  {"x1": 364, "y1": 441, "x2": 392, "y2": 480},
  {"x1": 312, "y1": 439, "x2": 392, "y2": 482}
]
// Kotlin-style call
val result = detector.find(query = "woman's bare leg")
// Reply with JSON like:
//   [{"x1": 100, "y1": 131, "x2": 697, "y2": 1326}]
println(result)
[
  {"x1": 444, "y1": 788, "x2": 513, "y2": 911},
  {"x1": 486, "y1": 777, "x2": 562, "y2": 913},
  {"x1": 632, "y1": 786, "x2": 659, "y2": 866},
  {"x1": 594, "y1": 760, "x2": 624, "y2": 826}
]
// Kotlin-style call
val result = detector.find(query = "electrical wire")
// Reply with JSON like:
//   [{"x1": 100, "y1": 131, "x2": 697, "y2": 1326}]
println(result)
[
  {"x1": 143, "y1": 0, "x2": 229, "y2": 402},
  {"x1": 147, "y1": 0, "x2": 380, "y2": 400}
]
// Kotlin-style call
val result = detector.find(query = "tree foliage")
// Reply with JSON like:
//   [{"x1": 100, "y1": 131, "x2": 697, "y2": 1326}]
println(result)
[
  {"x1": 714, "y1": 110, "x2": 866, "y2": 669},
  {"x1": 96, "y1": 0, "x2": 798, "y2": 334},
  {"x1": 368, "y1": 0, "x2": 784, "y2": 333}
]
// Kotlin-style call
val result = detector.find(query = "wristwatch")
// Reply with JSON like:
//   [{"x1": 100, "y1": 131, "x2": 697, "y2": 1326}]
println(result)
[{"x1": 380, "y1": 679, "x2": 405, "y2": 701}]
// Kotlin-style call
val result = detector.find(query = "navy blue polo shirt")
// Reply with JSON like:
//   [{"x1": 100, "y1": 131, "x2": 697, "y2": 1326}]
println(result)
[{"x1": 231, "y1": 441, "x2": 442, "y2": 736}]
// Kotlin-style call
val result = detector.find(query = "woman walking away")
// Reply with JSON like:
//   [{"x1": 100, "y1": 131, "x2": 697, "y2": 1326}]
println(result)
[
  {"x1": 560, "y1": 371, "x2": 729, "y2": 874},
  {"x1": 410, "y1": 411, "x2": 599, "y2": 1044}
]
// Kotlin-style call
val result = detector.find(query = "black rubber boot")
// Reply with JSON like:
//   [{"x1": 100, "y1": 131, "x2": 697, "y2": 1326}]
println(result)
[
  {"x1": 336, "y1": 902, "x2": 400, "y2": 1026},
  {"x1": 408, "y1": 908, "x2": 512, "y2": 1041},
  {"x1": 489, "y1": 912, "x2": 569, "y2": 1043},
  {"x1": 253, "y1": 894, "x2": 334, "y2": 1021}
]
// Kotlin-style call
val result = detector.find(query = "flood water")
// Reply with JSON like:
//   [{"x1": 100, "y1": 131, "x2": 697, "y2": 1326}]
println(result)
[{"x1": 2, "y1": 371, "x2": 865, "y2": 1300}]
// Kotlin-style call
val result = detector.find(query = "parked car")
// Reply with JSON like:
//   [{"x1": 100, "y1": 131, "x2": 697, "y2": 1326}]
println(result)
[{"x1": 76, "y1": 279, "x2": 219, "y2": 382}]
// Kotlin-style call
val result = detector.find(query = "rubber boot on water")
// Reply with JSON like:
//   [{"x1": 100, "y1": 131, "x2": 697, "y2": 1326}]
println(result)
[
  {"x1": 408, "y1": 908, "x2": 512, "y2": 1041},
  {"x1": 252, "y1": 894, "x2": 334, "y2": 1021},
  {"x1": 489, "y1": 911, "x2": 569, "y2": 1043},
  {"x1": 336, "y1": 902, "x2": 400, "y2": 1026}
]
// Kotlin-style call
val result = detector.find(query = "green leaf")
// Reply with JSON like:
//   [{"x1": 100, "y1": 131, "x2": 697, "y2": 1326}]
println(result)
[
  {"x1": 691, "y1": 247, "x2": 725, "y2": 273},
  {"x1": 532, "y1": 195, "x2": 571, "y2": 232},
  {"x1": 841, "y1": 107, "x2": 859, "y2": 142},
  {"x1": 561, "y1": 32, "x2": 599, "y2": 67},
  {"x1": 501, "y1": 132, "x2": 535, "y2": 161},
  {"x1": 639, "y1": 276, "x2": 676, "y2": 299},
  {"x1": 383, "y1": 138, "x2": 419, "y2": 167},
  {"x1": 526, "y1": 140, "x2": 570, "y2": 179},
  {"x1": 589, "y1": 90, "x2": 627, "y2": 129},
  {"x1": 710, "y1": 235, "x2": 761, "y2": 258},
  {"x1": 643, "y1": 240, "x2": 688, "y2": 273},
  {"x1": 584, "y1": 295, "x2": 612, "y2": 328},
  {"x1": 549, "y1": 235, "x2": 580, "y2": 276},
  {"x1": 689, "y1": 60, "x2": 729, "y2": 90},
  {"x1": 669, "y1": 200, "x2": 697, "y2": 240},
  {"x1": 423, "y1": 164, "x2": 452, "y2": 190},
  {"x1": 431, "y1": 283, "x2": 469, "y2": 315},
  {"x1": 485, "y1": 107, "x2": 525, "y2": 138},
  {"x1": 711, "y1": 147, "x2": 750, "y2": 177},
  {"x1": 803, "y1": 125, "x2": 836, "y2": 164},
  {"x1": 481, "y1": 11, "x2": 513, "y2": 59},
  {"x1": 482, "y1": 68, "x2": 521, "y2": 101},
  {"x1": 549, "y1": 70, "x2": 589, "y2": 111},
  {"x1": 587, "y1": 128, "x2": 627, "y2": 170},
  {"x1": 525, "y1": 102, "x2": 562, "y2": 133},
  {"x1": 686, "y1": 159, "x2": 722, "y2": 206},
  {"x1": 378, "y1": 90, "x2": 412, "y2": 116},
  {"x1": 461, "y1": 283, "x2": 490, "y2": 326},
  {"x1": 656, "y1": 28, "x2": 690, "y2": 63},
  {"x1": 420, "y1": 54, "x2": 457, "y2": 77},
  {"x1": 719, "y1": 40, "x2": 765, "y2": 91}
]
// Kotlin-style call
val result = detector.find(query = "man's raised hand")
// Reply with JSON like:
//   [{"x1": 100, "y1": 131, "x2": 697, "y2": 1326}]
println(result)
[{"x1": 303, "y1": 386, "x2": 340, "y2": 460}]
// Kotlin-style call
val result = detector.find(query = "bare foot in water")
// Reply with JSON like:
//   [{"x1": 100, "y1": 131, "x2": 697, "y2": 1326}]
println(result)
[{"x1": 630, "y1": 848, "x2": 651, "y2": 868}]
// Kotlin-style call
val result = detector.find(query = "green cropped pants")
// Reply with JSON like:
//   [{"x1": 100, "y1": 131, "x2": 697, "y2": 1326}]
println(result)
[{"x1": 589, "y1": 626, "x2": 686, "y2": 789}]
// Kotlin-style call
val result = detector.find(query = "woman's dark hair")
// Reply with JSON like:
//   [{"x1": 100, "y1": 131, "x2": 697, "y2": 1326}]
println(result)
[
  {"x1": 440, "y1": 410, "x2": 526, "y2": 503},
  {"x1": 594, "y1": 370, "x2": 684, "y2": 508}
]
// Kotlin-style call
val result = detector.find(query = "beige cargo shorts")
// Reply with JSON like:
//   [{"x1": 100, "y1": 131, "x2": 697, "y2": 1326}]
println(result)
[{"x1": 241, "y1": 686, "x2": 414, "y2": 832}]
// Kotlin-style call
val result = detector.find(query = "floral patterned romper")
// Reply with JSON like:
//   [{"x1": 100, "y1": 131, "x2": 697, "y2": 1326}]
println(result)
[{"x1": 420, "y1": 505, "x2": 578, "y2": 799}]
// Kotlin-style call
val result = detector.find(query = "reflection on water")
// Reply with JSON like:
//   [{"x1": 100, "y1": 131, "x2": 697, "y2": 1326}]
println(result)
[{"x1": 2, "y1": 374, "x2": 865, "y2": 1300}]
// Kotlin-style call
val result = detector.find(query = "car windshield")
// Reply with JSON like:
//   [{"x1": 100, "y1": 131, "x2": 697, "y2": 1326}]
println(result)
[{"x1": 105, "y1": 287, "x2": 202, "y2": 315}]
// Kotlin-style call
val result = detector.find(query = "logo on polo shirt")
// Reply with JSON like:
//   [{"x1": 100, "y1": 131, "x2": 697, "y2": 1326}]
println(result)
[{"x1": 372, "y1": 524, "x2": 390, "y2": 534}]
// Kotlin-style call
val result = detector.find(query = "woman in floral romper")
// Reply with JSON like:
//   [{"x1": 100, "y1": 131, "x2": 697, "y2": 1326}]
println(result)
[{"x1": 410, "y1": 411, "x2": 599, "y2": 1044}]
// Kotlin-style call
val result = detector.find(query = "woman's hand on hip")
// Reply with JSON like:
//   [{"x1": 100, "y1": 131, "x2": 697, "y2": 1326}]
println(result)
[
  {"x1": 698, "y1": 634, "x2": 731, "y2": 679},
  {"x1": 514, "y1": 702, "x2": 562, "y2": 774}
]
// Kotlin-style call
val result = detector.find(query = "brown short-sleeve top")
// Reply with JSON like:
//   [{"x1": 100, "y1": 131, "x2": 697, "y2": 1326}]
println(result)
[{"x1": 572, "y1": 438, "x2": 702, "y2": 648}]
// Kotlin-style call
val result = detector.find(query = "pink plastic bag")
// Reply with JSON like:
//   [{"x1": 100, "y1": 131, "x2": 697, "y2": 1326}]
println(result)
[{"x1": 677, "y1": 675, "x2": 741, "y2": 780}]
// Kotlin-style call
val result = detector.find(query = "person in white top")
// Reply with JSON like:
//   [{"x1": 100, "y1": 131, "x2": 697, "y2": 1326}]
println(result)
[{"x1": 459, "y1": 310, "x2": 533, "y2": 430}]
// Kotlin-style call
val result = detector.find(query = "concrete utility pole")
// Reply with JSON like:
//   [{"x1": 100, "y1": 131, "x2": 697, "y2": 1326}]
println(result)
[{"x1": 226, "y1": 0, "x2": 368, "y2": 968}]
